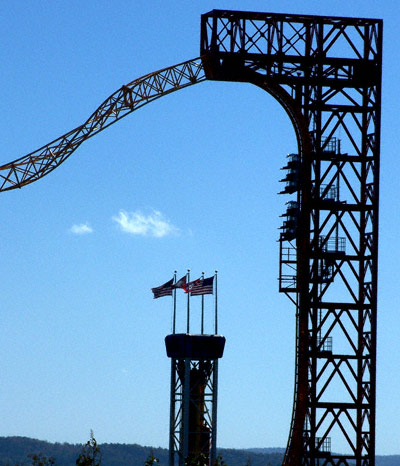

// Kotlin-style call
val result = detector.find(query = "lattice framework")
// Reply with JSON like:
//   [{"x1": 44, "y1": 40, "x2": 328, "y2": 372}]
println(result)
[
  {"x1": 0, "y1": 58, "x2": 205, "y2": 191},
  {"x1": 169, "y1": 359, "x2": 219, "y2": 466},
  {"x1": 201, "y1": 9, "x2": 381, "y2": 466},
  {"x1": 0, "y1": 9, "x2": 382, "y2": 466}
]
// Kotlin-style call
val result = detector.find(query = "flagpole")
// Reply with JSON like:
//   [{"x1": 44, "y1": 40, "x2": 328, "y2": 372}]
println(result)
[
  {"x1": 214, "y1": 270, "x2": 218, "y2": 335},
  {"x1": 201, "y1": 271, "x2": 205, "y2": 335},
  {"x1": 186, "y1": 269, "x2": 190, "y2": 334},
  {"x1": 173, "y1": 271, "x2": 177, "y2": 334}
]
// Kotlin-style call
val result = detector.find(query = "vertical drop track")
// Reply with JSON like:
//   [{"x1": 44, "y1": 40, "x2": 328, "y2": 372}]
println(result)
[{"x1": 0, "y1": 9, "x2": 382, "y2": 466}]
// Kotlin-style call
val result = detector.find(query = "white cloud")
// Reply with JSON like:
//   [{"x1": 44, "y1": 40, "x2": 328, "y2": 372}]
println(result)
[
  {"x1": 69, "y1": 223, "x2": 93, "y2": 235},
  {"x1": 112, "y1": 209, "x2": 179, "y2": 238}
]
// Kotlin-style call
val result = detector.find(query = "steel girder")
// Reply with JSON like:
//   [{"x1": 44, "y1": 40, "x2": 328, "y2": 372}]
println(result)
[
  {"x1": 169, "y1": 359, "x2": 219, "y2": 466},
  {"x1": 0, "y1": 58, "x2": 205, "y2": 192},
  {"x1": 200, "y1": 9, "x2": 382, "y2": 466},
  {"x1": 0, "y1": 9, "x2": 382, "y2": 466}
]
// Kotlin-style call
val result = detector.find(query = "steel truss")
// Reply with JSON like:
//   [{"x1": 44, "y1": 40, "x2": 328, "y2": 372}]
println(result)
[
  {"x1": 169, "y1": 358, "x2": 219, "y2": 466},
  {"x1": 1, "y1": 9, "x2": 382, "y2": 466},
  {"x1": 0, "y1": 58, "x2": 205, "y2": 191},
  {"x1": 201, "y1": 9, "x2": 382, "y2": 466}
]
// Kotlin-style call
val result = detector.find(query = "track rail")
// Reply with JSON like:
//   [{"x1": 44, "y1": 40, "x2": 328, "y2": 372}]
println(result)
[
  {"x1": 0, "y1": 57, "x2": 205, "y2": 192},
  {"x1": 1, "y1": 10, "x2": 382, "y2": 463}
]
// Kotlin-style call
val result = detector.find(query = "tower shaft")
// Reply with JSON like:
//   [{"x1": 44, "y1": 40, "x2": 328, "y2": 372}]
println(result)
[{"x1": 166, "y1": 334, "x2": 225, "y2": 466}]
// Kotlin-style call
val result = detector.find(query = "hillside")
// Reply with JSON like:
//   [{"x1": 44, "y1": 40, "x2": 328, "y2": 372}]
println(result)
[
  {"x1": 0, "y1": 437, "x2": 398, "y2": 466},
  {"x1": 0, "y1": 438, "x2": 282, "y2": 466}
]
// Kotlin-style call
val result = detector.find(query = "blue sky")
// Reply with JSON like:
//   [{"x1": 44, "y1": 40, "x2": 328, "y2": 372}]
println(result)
[{"x1": 0, "y1": 0, "x2": 399, "y2": 457}]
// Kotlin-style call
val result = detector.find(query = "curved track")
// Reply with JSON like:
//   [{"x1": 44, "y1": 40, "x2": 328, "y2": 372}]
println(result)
[
  {"x1": 0, "y1": 55, "x2": 308, "y2": 465},
  {"x1": 0, "y1": 57, "x2": 205, "y2": 192},
  {"x1": 1, "y1": 14, "x2": 382, "y2": 461}
]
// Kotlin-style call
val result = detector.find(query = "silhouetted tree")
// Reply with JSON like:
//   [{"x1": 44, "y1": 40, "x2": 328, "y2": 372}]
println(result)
[
  {"x1": 213, "y1": 456, "x2": 228, "y2": 466},
  {"x1": 76, "y1": 431, "x2": 101, "y2": 466},
  {"x1": 27, "y1": 453, "x2": 57, "y2": 466},
  {"x1": 144, "y1": 451, "x2": 159, "y2": 466}
]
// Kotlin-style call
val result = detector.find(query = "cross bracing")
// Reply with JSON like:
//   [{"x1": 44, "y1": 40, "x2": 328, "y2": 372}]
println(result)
[{"x1": 0, "y1": 9, "x2": 382, "y2": 466}]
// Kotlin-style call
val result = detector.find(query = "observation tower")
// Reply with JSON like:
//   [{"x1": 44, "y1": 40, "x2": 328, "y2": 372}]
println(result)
[{"x1": 153, "y1": 271, "x2": 225, "y2": 466}]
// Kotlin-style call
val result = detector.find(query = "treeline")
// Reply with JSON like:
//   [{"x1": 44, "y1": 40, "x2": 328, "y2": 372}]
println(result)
[
  {"x1": 0, "y1": 436, "x2": 398, "y2": 466},
  {"x1": 0, "y1": 436, "x2": 284, "y2": 466}
]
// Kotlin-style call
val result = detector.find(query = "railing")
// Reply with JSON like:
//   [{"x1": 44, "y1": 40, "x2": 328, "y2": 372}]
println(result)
[
  {"x1": 315, "y1": 437, "x2": 331, "y2": 453},
  {"x1": 317, "y1": 336, "x2": 332, "y2": 353},
  {"x1": 320, "y1": 184, "x2": 338, "y2": 202},
  {"x1": 319, "y1": 236, "x2": 346, "y2": 254}
]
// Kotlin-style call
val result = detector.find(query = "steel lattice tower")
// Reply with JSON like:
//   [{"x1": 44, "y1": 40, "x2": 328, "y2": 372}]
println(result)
[
  {"x1": 201, "y1": 10, "x2": 382, "y2": 466},
  {"x1": 166, "y1": 334, "x2": 225, "y2": 466},
  {"x1": 0, "y1": 9, "x2": 382, "y2": 466}
]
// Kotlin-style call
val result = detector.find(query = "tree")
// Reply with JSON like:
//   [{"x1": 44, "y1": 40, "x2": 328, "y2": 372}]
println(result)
[
  {"x1": 144, "y1": 451, "x2": 159, "y2": 466},
  {"x1": 76, "y1": 431, "x2": 102, "y2": 466},
  {"x1": 27, "y1": 453, "x2": 57, "y2": 466},
  {"x1": 213, "y1": 456, "x2": 228, "y2": 466}
]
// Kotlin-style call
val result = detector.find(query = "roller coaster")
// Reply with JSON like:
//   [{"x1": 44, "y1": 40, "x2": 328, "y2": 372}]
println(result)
[{"x1": 0, "y1": 10, "x2": 382, "y2": 466}]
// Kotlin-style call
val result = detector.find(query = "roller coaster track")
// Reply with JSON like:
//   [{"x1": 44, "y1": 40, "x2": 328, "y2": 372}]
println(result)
[
  {"x1": 0, "y1": 57, "x2": 205, "y2": 192},
  {"x1": 0, "y1": 53, "x2": 311, "y2": 463},
  {"x1": 1, "y1": 9, "x2": 382, "y2": 466}
]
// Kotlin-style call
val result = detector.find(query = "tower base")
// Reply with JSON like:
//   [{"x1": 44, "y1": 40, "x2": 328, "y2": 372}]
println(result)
[{"x1": 166, "y1": 334, "x2": 225, "y2": 466}]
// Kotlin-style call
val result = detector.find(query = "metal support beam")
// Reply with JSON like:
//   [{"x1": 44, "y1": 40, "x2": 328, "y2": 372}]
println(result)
[
  {"x1": 1, "y1": 9, "x2": 382, "y2": 466},
  {"x1": 201, "y1": 10, "x2": 382, "y2": 466}
]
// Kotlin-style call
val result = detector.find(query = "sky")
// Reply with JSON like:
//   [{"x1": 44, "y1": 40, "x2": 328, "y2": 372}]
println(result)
[{"x1": 0, "y1": 0, "x2": 399, "y2": 457}]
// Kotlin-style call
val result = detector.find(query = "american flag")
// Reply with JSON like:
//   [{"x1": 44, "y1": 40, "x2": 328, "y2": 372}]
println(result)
[
  {"x1": 187, "y1": 276, "x2": 214, "y2": 296},
  {"x1": 151, "y1": 278, "x2": 174, "y2": 299}
]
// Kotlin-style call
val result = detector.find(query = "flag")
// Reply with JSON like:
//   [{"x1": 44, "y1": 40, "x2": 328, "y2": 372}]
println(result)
[
  {"x1": 151, "y1": 278, "x2": 173, "y2": 299},
  {"x1": 173, "y1": 275, "x2": 187, "y2": 290},
  {"x1": 185, "y1": 278, "x2": 200, "y2": 294},
  {"x1": 186, "y1": 276, "x2": 214, "y2": 296}
]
